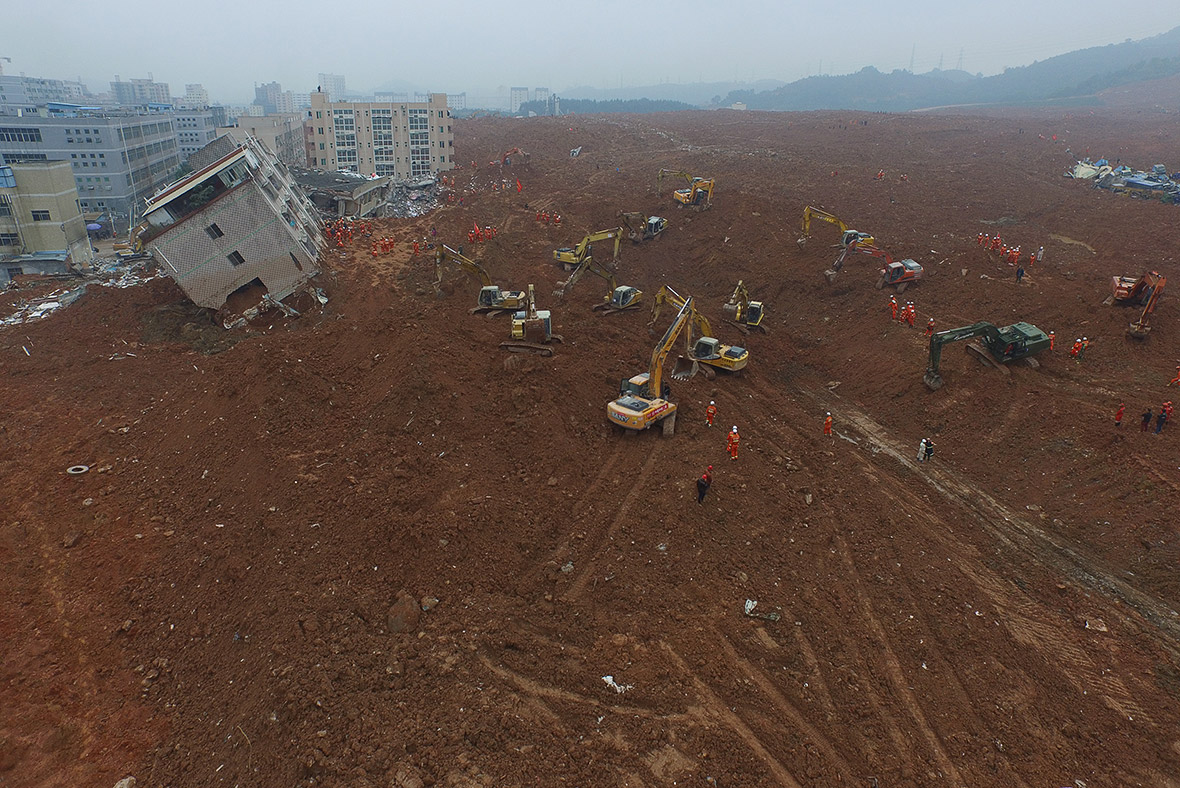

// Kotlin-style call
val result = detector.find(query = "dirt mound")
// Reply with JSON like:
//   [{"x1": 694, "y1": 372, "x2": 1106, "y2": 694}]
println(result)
[{"x1": 3, "y1": 104, "x2": 1180, "y2": 788}]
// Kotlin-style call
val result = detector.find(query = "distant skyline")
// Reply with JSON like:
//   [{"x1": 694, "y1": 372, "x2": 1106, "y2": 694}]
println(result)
[{"x1": 7, "y1": 0, "x2": 1180, "y2": 106}]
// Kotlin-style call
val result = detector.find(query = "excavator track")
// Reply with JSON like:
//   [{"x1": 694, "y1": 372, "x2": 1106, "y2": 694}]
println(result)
[{"x1": 500, "y1": 341, "x2": 554, "y2": 357}]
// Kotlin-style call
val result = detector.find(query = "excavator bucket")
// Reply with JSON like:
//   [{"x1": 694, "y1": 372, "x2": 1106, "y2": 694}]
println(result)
[
  {"x1": 671, "y1": 356, "x2": 699, "y2": 380},
  {"x1": 720, "y1": 303, "x2": 740, "y2": 319}
]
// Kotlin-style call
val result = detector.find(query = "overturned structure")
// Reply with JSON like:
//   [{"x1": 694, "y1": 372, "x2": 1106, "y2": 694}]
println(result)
[{"x1": 140, "y1": 136, "x2": 324, "y2": 311}]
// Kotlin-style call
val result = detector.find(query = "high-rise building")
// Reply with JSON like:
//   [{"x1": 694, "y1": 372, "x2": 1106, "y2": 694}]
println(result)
[
  {"x1": 183, "y1": 84, "x2": 210, "y2": 108},
  {"x1": 218, "y1": 114, "x2": 307, "y2": 168},
  {"x1": 0, "y1": 157, "x2": 93, "y2": 268},
  {"x1": 317, "y1": 73, "x2": 347, "y2": 100},
  {"x1": 0, "y1": 75, "x2": 88, "y2": 113},
  {"x1": 509, "y1": 87, "x2": 529, "y2": 114},
  {"x1": 533, "y1": 87, "x2": 550, "y2": 106},
  {"x1": 254, "y1": 82, "x2": 282, "y2": 115},
  {"x1": 0, "y1": 112, "x2": 182, "y2": 220},
  {"x1": 173, "y1": 109, "x2": 219, "y2": 162},
  {"x1": 307, "y1": 91, "x2": 454, "y2": 179},
  {"x1": 111, "y1": 77, "x2": 171, "y2": 106}
]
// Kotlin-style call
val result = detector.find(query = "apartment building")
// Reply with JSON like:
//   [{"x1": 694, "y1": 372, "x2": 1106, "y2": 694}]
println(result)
[
  {"x1": 306, "y1": 91, "x2": 454, "y2": 179},
  {"x1": 0, "y1": 75, "x2": 88, "y2": 113},
  {"x1": 174, "y1": 109, "x2": 219, "y2": 162},
  {"x1": 182, "y1": 84, "x2": 210, "y2": 108},
  {"x1": 0, "y1": 157, "x2": 93, "y2": 267},
  {"x1": 140, "y1": 136, "x2": 322, "y2": 310},
  {"x1": 218, "y1": 114, "x2": 307, "y2": 168},
  {"x1": 509, "y1": 87, "x2": 529, "y2": 113},
  {"x1": 111, "y1": 77, "x2": 171, "y2": 106},
  {"x1": 0, "y1": 112, "x2": 181, "y2": 219}
]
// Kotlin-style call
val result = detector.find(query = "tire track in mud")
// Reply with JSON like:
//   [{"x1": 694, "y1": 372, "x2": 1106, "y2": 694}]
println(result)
[
  {"x1": 709, "y1": 627, "x2": 858, "y2": 783},
  {"x1": 868, "y1": 463, "x2": 1158, "y2": 727},
  {"x1": 659, "y1": 642, "x2": 807, "y2": 788},
  {"x1": 560, "y1": 442, "x2": 667, "y2": 602},
  {"x1": 833, "y1": 535, "x2": 968, "y2": 786},
  {"x1": 796, "y1": 382, "x2": 1180, "y2": 658}
]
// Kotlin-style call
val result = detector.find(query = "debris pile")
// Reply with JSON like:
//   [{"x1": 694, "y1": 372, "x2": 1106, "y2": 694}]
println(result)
[{"x1": 1066, "y1": 159, "x2": 1180, "y2": 204}]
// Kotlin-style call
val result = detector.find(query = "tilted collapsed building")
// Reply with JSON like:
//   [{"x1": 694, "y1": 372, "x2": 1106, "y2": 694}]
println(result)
[{"x1": 140, "y1": 135, "x2": 324, "y2": 311}]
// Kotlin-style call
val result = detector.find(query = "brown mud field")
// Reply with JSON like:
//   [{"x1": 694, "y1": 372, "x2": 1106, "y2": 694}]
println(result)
[{"x1": 3, "y1": 77, "x2": 1180, "y2": 787}]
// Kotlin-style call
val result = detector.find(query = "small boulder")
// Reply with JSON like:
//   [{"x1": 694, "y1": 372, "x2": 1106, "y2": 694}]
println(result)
[{"x1": 387, "y1": 591, "x2": 420, "y2": 634}]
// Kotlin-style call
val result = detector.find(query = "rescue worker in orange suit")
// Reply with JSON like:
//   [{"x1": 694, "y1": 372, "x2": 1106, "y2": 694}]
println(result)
[
  {"x1": 1070, "y1": 338, "x2": 1083, "y2": 360},
  {"x1": 727, "y1": 426, "x2": 740, "y2": 461},
  {"x1": 1115, "y1": 402, "x2": 1125, "y2": 427},
  {"x1": 1048, "y1": 331, "x2": 1055, "y2": 351},
  {"x1": 697, "y1": 466, "x2": 712, "y2": 504},
  {"x1": 705, "y1": 400, "x2": 718, "y2": 427},
  {"x1": 823, "y1": 412, "x2": 833, "y2": 436},
  {"x1": 1169, "y1": 366, "x2": 1180, "y2": 386},
  {"x1": 536, "y1": 210, "x2": 542, "y2": 222},
  {"x1": 890, "y1": 295, "x2": 898, "y2": 321},
  {"x1": 905, "y1": 302, "x2": 916, "y2": 327},
  {"x1": 925, "y1": 317, "x2": 935, "y2": 338}
]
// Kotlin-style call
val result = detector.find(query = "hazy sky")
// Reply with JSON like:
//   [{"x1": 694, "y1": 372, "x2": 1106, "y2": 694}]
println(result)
[{"x1": 7, "y1": 0, "x2": 1180, "y2": 104}]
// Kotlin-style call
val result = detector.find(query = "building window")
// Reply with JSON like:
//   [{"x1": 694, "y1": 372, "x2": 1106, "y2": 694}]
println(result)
[
  {"x1": 0, "y1": 234, "x2": 19, "y2": 246},
  {"x1": 0, "y1": 127, "x2": 42, "y2": 143},
  {"x1": 205, "y1": 223, "x2": 224, "y2": 239},
  {"x1": 31, "y1": 210, "x2": 51, "y2": 222},
  {"x1": 227, "y1": 250, "x2": 245, "y2": 266}
]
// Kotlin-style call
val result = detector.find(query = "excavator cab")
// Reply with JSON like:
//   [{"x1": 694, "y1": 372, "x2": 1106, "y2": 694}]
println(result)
[
  {"x1": 647, "y1": 217, "x2": 667, "y2": 238},
  {"x1": 743, "y1": 301, "x2": 765, "y2": 328},
  {"x1": 594, "y1": 285, "x2": 643, "y2": 313},
  {"x1": 842, "y1": 230, "x2": 874, "y2": 247},
  {"x1": 477, "y1": 286, "x2": 507, "y2": 307}
]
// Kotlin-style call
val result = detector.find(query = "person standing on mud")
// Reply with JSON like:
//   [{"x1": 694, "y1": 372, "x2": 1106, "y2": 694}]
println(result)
[
  {"x1": 1115, "y1": 402, "x2": 1125, "y2": 428},
  {"x1": 824, "y1": 412, "x2": 833, "y2": 437},
  {"x1": 1016, "y1": 264, "x2": 1025, "y2": 283},
  {"x1": 1142, "y1": 407, "x2": 1153, "y2": 432},
  {"x1": 924, "y1": 439, "x2": 935, "y2": 463},
  {"x1": 705, "y1": 400, "x2": 718, "y2": 427},
  {"x1": 917, "y1": 438, "x2": 928, "y2": 462},
  {"x1": 727, "y1": 426, "x2": 740, "y2": 461},
  {"x1": 697, "y1": 466, "x2": 713, "y2": 504}
]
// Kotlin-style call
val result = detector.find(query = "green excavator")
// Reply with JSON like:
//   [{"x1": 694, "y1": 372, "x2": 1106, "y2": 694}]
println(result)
[{"x1": 924, "y1": 321, "x2": 1051, "y2": 390}]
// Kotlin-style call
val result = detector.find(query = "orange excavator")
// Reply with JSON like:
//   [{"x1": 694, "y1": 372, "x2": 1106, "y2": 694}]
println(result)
[
  {"x1": 828, "y1": 240, "x2": 923, "y2": 292},
  {"x1": 500, "y1": 147, "x2": 530, "y2": 166},
  {"x1": 1107, "y1": 270, "x2": 1163, "y2": 305},
  {"x1": 1127, "y1": 274, "x2": 1165, "y2": 338}
]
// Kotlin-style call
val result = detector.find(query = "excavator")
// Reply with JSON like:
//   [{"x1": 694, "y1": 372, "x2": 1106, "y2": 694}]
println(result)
[
  {"x1": 720, "y1": 280, "x2": 767, "y2": 333},
  {"x1": 606, "y1": 297, "x2": 694, "y2": 436},
  {"x1": 1107, "y1": 270, "x2": 1163, "y2": 305},
  {"x1": 1128, "y1": 274, "x2": 1165, "y2": 338},
  {"x1": 657, "y1": 169, "x2": 714, "y2": 210},
  {"x1": 500, "y1": 147, "x2": 530, "y2": 166},
  {"x1": 618, "y1": 211, "x2": 668, "y2": 243},
  {"x1": 554, "y1": 251, "x2": 642, "y2": 313},
  {"x1": 553, "y1": 227, "x2": 623, "y2": 271},
  {"x1": 648, "y1": 285, "x2": 749, "y2": 378},
  {"x1": 923, "y1": 321, "x2": 1051, "y2": 390},
  {"x1": 828, "y1": 240, "x2": 923, "y2": 291},
  {"x1": 502, "y1": 284, "x2": 563, "y2": 356},
  {"x1": 434, "y1": 245, "x2": 527, "y2": 316},
  {"x1": 798, "y1": 206, "x2": 875, "y2": 249}
]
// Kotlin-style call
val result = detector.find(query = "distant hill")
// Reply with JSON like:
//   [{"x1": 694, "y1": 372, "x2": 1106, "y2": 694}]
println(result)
[
  {"x1": 723, "y1": 26, "x2": 1180, "y2": 111},
  {"x1": 560, "y1": 80, "x2": 786, "y2": 106}
]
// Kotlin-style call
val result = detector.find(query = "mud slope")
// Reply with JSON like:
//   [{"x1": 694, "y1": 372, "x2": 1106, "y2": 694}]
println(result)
[{"x1": 2, "y1": 103, "x2": 1179, "y2": 788}]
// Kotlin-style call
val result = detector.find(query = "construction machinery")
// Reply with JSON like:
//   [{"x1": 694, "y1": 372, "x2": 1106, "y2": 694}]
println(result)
[
  {"x1": 828, "y1": 241, "x2": 924, "y2": 291},
  {"x1": 1108, "y1": 270, "x2": 1163, "y2": 305},
  {"x1": 798, "y1": 206, "x2": 875, "y2": 249},
  {"x1": 606, "y1": 297, "x2": 694, "y2": 436},
  {"x1": 553, "y1": 227, "x2": 623, "y2": 271},
  {"x1": 923, "y1": 321, "x2": 1051, "y2": 390},
  {"x1": 502, "y1": 284, "x2": 563, "y2": 356},
  {"x1": 720, "y1": 280, "x2": 767, "y2": 333},
  {"x1": 1128, "y1": 274, "x2": 1166, "y2": 338},
  {"x1": 618, "y1": 211, "x2": 668, "y2": 243},
  {"x1": 500, "y1": 147, "x2": 530, "y2": 166},
  {"x1": 434, "y1": 245, "x2": 527, "y2": 316},
  {"x1": 657, "y1": 169, "x2": 715, "y2": 210},
  {"x1": 554, "y1": 252, "x2": 642, "y2": 313},
  {"x1": 649, "y1": 285, "x2": 749, "y2": 378}
]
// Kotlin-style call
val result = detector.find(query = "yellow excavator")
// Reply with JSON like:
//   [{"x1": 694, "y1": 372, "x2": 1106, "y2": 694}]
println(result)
[
  {"x1": 1128, "y1": 274, "x2": 1166, "y2": 338},
  {"x1": 435, "y1": 244, "x2": 527, "y2": 316},
  {"x1": 618, "y1": 211, "x2": 668, "y2": 243},
  {"x1": 606, "y1": 296, "x2": 694, "y2": 436},
  {"x1": 797, "y1": 206, "x2": 875, "y2": 249},
  {"x1": 554, "y1": 252, "x2": 642, "y2": 313},
  {"x1": 553, "y1": 228, "x2": 623, "y2": 271},
  {"x1": 657, "y1": 169, "x2": 714, "y2": 210},
  {"x1": 502, "y1": 284, "x2": 563, "y2": 356},
  {"x1": 720, "y1": 280, "x2": 767, "y2": 333},
  {"x1": 648, "y1": 285, "x2": 749, "y2": 378}
]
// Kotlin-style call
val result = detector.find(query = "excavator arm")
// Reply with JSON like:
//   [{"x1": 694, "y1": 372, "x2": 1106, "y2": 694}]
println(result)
[
  {"x1": 1129, "y1": 274, "x2": 1166, "y2": 337},
  {"x1": 924, "y1": 322, "x2": 1002, "y2": 389},
  {"x1": 436, "y1": 244, "x2": 493, "y2": 287},
  {"x1": 648, "y1": 297, "x2": 694, "y2": 401},
  {"x1": 657, "y1": 169, "x2": 695, "y2": 193}
]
